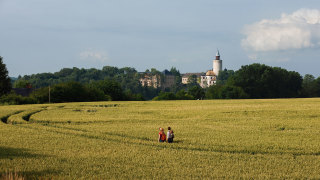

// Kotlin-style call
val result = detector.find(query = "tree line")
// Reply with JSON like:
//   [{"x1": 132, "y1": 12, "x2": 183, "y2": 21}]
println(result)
[{"x1": 1, "y1": 56, "x2": 320, "y2": 104}]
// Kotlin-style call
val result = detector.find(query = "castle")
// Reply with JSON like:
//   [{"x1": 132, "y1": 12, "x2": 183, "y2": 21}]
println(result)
[
  {"x1": 182, "y1": 50, "x2": 223, "y2": 88},
  {"x1": 140, "y1": 50, "x2": 223, "y2": 88}
]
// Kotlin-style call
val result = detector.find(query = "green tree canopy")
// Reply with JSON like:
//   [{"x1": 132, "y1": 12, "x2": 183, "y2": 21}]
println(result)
[
  {"x1": 187, "y1": 74, "x2": 199, "y2": 87},
  {"x1": 0, "y1": 56, "x2": 12, "y2": 96},
  {"x1": 187, "y1": 85, "x2": 205, "y2": 100},
  {"x1": 90, "y1": 79, "x2": 124, "y2": 101},
  {"x1": 231, "y1": 63, "x2": 302, "y2": 98},
  {"x1": 301, "y1": 74, "x2": 319, "y2": 97},
  {"x1": 13, "y1": 79, "x2": 31, "y2": 88},
  {"x1": 216, "y1": 69, "x2": 234, "y2": 85}
]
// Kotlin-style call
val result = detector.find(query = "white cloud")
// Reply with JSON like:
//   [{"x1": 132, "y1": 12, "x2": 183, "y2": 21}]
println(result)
[
  {"x1": 242, "y1": 9, "x2": 320, "y2": 52},
  {"x1": 79, "y1": 49, "x2": 109, "y2": 63}
]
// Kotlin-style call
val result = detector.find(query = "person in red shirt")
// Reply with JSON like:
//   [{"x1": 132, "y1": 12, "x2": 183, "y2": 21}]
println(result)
[{"x1": 158, "y1": 128, "x2": 166, "y2": 142}]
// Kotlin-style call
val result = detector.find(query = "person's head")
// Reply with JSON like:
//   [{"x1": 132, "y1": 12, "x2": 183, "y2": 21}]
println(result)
[
  {"x1": 168, "y1": 127, "x2": 171, "y2": 130},
  {"x1": 159, "y1": 127, "x2": 164, "y2": 131}
]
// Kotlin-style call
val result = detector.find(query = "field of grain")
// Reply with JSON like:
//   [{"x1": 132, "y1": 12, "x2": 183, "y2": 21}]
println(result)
[{"x1": 1, "y1": 99, "x2": 320, "y2": 179}]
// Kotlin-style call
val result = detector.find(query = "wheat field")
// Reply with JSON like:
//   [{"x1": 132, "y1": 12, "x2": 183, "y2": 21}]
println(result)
[{"x1": 0, "y1": 99, "x2": 320, "y2": 179}]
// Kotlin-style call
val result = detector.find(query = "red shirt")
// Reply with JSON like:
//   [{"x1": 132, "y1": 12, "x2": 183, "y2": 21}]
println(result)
[{"x1": 159, "y1": 132, "x2": 166, "y2": 141}]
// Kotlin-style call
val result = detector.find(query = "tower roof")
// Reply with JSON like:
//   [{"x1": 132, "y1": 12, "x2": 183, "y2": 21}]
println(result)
[{"x1": 216, "y1": 50, "x2": 220, "y2": 57}]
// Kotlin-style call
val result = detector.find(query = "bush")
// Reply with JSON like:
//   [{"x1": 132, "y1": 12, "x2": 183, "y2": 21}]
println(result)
[
  {"x1": 30, "y1": 87, "x2": 49, "y2": 103},
  {"x1": 152, "y1": 92, "x2": 176, "y2": 100},
  {"x1": 175, "y1": 90, "x2": 194, "y2": 100},
  {"x1": 205, "y1": 85, "x2": 248, "y2": 99},
  {"x1": 220, "y1": 85, "x2": 248, "y2": 99},
  {"x1": 0, "y1": 93, "x2": 37, "y2": 105}
]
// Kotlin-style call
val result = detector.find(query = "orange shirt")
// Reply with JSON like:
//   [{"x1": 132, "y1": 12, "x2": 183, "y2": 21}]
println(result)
[{"x1": 159, "y1": 132, "x2": 166, "y2": 141}]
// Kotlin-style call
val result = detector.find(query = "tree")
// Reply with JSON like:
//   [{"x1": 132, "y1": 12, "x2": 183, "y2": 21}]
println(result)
[
  {"x1": 168, "y1": 67, "x2": 183, "y2": 93},
  {"x1": 187, "y1": 74, "x2": 198, "y2": 87},
  {"x1": 205, "y1": 85, "x2": 223, "y2": 99},
  {"x1": 13, "y1": 79, "x2": 31, "y2": 88},
  {"x1": 91, "y1": 79, "x2": 124, "y2": 101},
  {"x1": 301, "y1": 74, "x2": 318, "y2": 97},
  {"x1": 30, "y1": 87, "x2": 50, "y2": 103},
  {"x1": 315, "y1": 77, "x2": 320, "y2": 97},
  {"x1": 216, "y1": 69, "x2": 234, "y2": 85},
  {"x1": 150, "y1": 68, "x2": 161, "y2": 75},
  {"x1": 152, "y1": 91, "x2": 176, "y2": 100},
  {"x1": 231, "y1": 63, "x2": 302, "y2": 98},
  {"x1": 187, "y1": 85, "x2": 205, "y2": 100},
  {"x1": 170, "y1": 67, "x2": 180, "y2": 77},
  {"x1": 50, "y1": 82, "x2": 91, "y2": 103},
  {"x1": 220, "y1": 85, "x2": 248, "y2": 99},
  {"x1": 0, "y1": 56, "x2": 12, "y2": 96},
  {"x1": 0, "y1": 93, "x2": 36, "y2": 105},
  {"x1": 175, "y1": 90, "x2": 193, "y2": 100}
]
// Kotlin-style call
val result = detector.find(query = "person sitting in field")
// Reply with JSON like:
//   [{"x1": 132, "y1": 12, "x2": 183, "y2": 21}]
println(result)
[
  {"x1": 167, "y1": 127, "x2": 174, "y2": 143},
  {"x1": 158, "y1": 128, "x2": 166, "y2": 142}
]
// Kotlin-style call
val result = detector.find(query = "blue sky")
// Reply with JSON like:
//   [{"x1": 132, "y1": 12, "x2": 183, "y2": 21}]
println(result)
[{"x1": 1, "y1": 0, "x2": 320, "y2": 77}]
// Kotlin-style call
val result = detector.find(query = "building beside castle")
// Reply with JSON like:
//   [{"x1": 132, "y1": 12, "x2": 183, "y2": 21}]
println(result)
[
  {"x1": 139, "y1": 70, "x2": 175, "y2": 89},
  {"x1": 139, "y1": 73, "x2": 161, "y2": 88},
  {"x1": 181, "y1": 73, "x2": 203, "y2": 84}
]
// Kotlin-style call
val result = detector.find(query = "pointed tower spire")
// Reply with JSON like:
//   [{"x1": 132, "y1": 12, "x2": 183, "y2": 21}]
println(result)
[{"x1": 215, "y1": 49, "x2": 220, "y2": 60}]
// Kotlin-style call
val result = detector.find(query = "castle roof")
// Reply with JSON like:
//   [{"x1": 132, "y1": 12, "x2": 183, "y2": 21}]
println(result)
[{"x1": 205, "y1": 70, "x2": 216, "y2": 76}]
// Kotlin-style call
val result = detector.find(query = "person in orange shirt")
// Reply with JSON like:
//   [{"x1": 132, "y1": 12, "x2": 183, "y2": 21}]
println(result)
[{"x1": 158, "y1": 128, "x2": 166, "y2": 142}]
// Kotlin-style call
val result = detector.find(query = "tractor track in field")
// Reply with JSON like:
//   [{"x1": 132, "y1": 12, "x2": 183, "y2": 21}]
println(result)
[
  {"x1": 22, "y1": 109, "x2": 45, "y2": 122},
  {"x1": 1, "y1": 111, "x2": 24, "y2": 124},
  {"x1": 1, "y1": 107, "x2": 48, "y2": 124}
]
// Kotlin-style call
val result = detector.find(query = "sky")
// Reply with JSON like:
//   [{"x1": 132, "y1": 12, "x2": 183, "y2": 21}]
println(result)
[{"x1": 1, "y1": 0, "x2": 320, "y2": 77}]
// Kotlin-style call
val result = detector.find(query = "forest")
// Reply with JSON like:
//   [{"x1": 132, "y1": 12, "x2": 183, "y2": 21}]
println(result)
[{"x1": 1, "y1": 56, "x2": 320, "y2": 104}]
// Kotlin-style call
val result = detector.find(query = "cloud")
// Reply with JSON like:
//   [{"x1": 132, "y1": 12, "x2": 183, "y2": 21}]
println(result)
[
  {"x1": 79, "y1": 49, "x2": 109, "y2": 63},
  {"x1": 242, "y1": 9, "x2": 320, "y2": 52}
]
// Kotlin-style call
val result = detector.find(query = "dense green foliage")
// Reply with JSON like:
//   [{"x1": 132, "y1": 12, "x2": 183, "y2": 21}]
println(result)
[
  {"x1": 13, "y1": 79, "x2": 31, "y2": 88},
  {"x1": 0, "y1": 57, "x2": 11, "y2": 96},
  {"x1": 13, "y1": 66, "x2": 183, "y2": 102},
  {"x1": 300, "y1": 74, "x2": 320, "y2": 97},
  {"x1": 153, "y1": 85, "x2": 205, "y2": 100},
  {"x1": 1, "y1": 99, "x2": 320, "y2": 179},
  {"x1": 216, "y1": 69, "x2": 235, "y2": 85},
  {"x1": 206, "y1": 85, "x2": 248, "y2": 99},
  {"x1": 29, "y1": 80, "x2": 126, "y2": 103},
  {"x1": 232, "y1": 64, "x2": 302, "y2": 98},
  {"x1": 0, "y1": 93, "x2": 36, "y2": 105},
  {"x1": 207, "y1": 64, "x2": 304, "y2": 99},
  {"x1": 16, "y1": 66, "x2": 140, "y2": 89},
  {"x1": 6, "y1": 63, "x2": 320, "y2": 103}
]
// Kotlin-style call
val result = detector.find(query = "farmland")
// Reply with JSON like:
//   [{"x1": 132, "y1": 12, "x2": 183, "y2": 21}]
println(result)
[{"x1": 1, "y1": 98, "x2": 320, "y2": 179}]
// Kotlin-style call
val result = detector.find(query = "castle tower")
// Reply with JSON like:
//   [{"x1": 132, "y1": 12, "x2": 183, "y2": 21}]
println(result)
[{"x1": 213, "y1": 50, "x2": 222, "y2": 76}]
